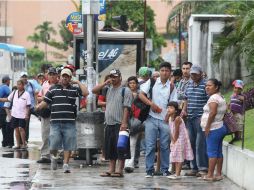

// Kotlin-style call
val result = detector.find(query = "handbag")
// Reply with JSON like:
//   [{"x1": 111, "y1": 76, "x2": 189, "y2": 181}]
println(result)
[{"x1": 223, "y1": 111, "x2": 238, "y2": 134}]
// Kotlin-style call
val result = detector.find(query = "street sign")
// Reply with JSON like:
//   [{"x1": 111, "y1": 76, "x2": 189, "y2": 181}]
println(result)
[
  {"x1": 82, "y1": 0, "x2": 100, "y2": 15},
  {"x1": 95, "y1": 0, "x2": 106, "y2": 21},
  {"x1": 146, "y1": 38, "x2": 153, "y2": 51},
  {"x1": 66, "y1": 12, "x2": 83, "y2": 35}
]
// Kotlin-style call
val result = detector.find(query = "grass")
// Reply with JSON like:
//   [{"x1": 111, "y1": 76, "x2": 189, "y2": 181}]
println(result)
[{"x1": 223, "y1": 82, "x2": 254, "y2": 151}]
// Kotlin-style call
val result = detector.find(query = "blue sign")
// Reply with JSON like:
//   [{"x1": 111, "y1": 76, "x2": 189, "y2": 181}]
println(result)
[
  {"x1": 66, "y1": 12, "x2": 83, "y2": 34},
  {"x1": 95, "y1": 0, "x2": 106, "y2": 21}
]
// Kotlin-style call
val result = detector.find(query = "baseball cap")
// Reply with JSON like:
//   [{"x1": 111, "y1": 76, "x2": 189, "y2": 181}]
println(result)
[
  {"x1": 61, "y1": 68, "x2": 72, "y2": 77},
  {"x1": 48, "y1": 67, "x2": 57, "y2": 74},
  {"x1": 232, "y1": 80, "x2": 244, "y2": 89},
  {"x1": 138, "y1": 67, "x2": 149, "y2": 77},
  {"x1": 190, "y1": 65, "x2": 202, "y2": 74},
  {"x1": 20, "y1": 71, "x2": 28, "y2": 77},
  {"x1": 64, "y1": 64, "x2": 75, "y2": 72},
  {"x1": 109, "y1": 69, "x2": 121, "y2": 77},
  {"x1": 2, "y1": 75, "x2": 11, "y2": 81}
]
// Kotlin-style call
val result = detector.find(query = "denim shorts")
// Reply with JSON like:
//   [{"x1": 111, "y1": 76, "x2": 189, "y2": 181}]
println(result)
[
  {"x1": 206, "y1": 125, "x2": 227, "y2": 158},
  {"x1": 49, "y1": 121, "x2": 77, "y2": 151},
  {"x1": 11, "y1": 117, "x2": 26, "y2": 129}
]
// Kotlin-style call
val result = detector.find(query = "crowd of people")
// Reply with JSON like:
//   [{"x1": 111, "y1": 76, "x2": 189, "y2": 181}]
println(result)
[{"x1": 0, "y1": 61, "x2": 245, "y2": 179}]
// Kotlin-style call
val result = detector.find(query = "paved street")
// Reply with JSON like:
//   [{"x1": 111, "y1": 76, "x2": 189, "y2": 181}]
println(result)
[{"x1": 0, "y1": 116, "x2": 243, "y2": 190}]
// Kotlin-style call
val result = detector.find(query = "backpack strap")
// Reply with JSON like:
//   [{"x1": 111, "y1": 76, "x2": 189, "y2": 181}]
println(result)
[
  {"x1": 121, "y1": 87, "x2": 126, "y2": 104},
  {"x1": 148, "y1": 78, "x2": 156, "y2": 100},
  {"x1": 9, "y1": 90, "x2": 17, "y2": 110}
]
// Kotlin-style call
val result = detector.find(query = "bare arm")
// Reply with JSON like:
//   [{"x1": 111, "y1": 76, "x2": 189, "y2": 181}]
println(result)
[
  {"x1": 0, "y1": 98, "x2": 9, "y2": 102},
  {"x1": 120, "y1": 107, "x2": 129, "y2": 131},
  {"x1": 72, "y1": 80, "x2": 89, "y2": 97},
  {"x1": 92, "y1": 79, "x2": 111, "y2": 95},
  {"x1": 205, "y1": 102, "x2": 218, "y2": 136},
  {"x1": 35, "y1": 101, "x2": 48, "y2": 111},
  {"x1": 172, "y1": 116, "x2": 181, "y2": 143},
  {"x1": 139, "y1": 92, "x2": 160, "y2": 113},
  {"x1": 25, "y1": 106, "x2": 30, "y2": 119}
]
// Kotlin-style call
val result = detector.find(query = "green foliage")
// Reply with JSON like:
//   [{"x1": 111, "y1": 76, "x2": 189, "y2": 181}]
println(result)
[
  {"x1": 106, "y1": 0, "x2": 166, "y2": 50},
  {"x1": 27, "y1": 33, "x2": 41, "y2": 48},
  {"x1": 35, "y1": 21, "x2": 57, "y2": 43},
  {"x1": 27, "y1": 48, "x2": 44, "y2": 62}
]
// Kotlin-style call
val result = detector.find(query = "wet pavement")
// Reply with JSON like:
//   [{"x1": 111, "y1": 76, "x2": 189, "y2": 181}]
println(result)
[{"x1": 0, "y1": 116, "x2": 243, "y2": 190}]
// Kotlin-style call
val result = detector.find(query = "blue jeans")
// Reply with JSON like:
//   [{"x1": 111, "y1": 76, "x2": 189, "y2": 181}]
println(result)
[
  {"x1": 144, "y1": 116, "x2": 170, "y2": 173},
  {"x1": 49, "y1": 121, "x2": 77, "y2": 151},
  {"x1": 187, "y1": 117, "x2": 208, "y2": 171},
  {"x1": 206, "y1": 125, "x2": 227, "y2": 158}
]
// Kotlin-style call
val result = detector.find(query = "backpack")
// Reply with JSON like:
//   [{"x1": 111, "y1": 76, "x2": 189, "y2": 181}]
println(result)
[{"x1": 131, "y1": 78, "x2": 174, "y2": 123}]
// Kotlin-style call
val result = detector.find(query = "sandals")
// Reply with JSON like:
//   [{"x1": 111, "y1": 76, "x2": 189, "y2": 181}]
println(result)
[
  {"x1": 202, "y1": 175, "x2": 215, "y2": 182},
  {"x1": 214, "y1": 175, "x2": 224, "y2": 181},
  {"x1": 100, "y1": 172, "x2": 112, "y2": 177},
  {"x1": 111, "y1": 172, "x2": 124, "y2": 178}
]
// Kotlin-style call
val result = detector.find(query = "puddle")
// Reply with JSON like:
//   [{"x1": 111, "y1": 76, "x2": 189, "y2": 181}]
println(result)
[{"x1": 9, "y1": 181, "x2": 31, "y2": 190}]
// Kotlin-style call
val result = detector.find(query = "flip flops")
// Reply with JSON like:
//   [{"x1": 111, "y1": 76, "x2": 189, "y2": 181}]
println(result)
[
  {"x1": 202, "y1": 175, "x2": 215, "y2": 182},
  {"x1": 111, "y1": 172, "x2": 124, "y2": 178},
  {"x1": 100, "y1": 172, "x2": 112, "y2": 177}
]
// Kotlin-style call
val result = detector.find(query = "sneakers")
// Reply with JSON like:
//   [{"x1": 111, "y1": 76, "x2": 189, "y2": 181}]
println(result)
[
  {"x1": 63, "y1": 164, "x2": 71, "y2": 173},
  {"x1": 12, "y1": 145, "x2": 20, "y2": 150},
  {"x1": 145, "y1": 171, "x2": 154, "y2": 178},
  {"x1": 51, "y1": 156, "x2": 58, "y2": 170},
  {"x1": 162, "y1": 171, "x2": 172, "y2": 176},
  {"x1": 124, "y1": 167, "x2": 134, "y2": 173},
  {"x1": 167, "y1": 174, "x2": 181, "y2": 180},
  {"x1": 37, "y1": 158, "x2": 51, "y2": 164}
]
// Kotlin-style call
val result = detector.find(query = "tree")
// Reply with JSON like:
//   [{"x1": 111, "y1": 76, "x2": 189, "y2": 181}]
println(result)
[
  {"x1": 27, "y1": 33, "x2": 41, "y2": 48},
  {"x1": 105, "y1": 0, "x2": 166, "y2": 67},
  {"x1": 35, "y1": 21, "x2": 57, "y2": 61}
]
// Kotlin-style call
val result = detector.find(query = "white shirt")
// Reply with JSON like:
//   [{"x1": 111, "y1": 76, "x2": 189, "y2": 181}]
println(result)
[{"x1": 140, "y1": 78, "x2": 177, "y2": 120}]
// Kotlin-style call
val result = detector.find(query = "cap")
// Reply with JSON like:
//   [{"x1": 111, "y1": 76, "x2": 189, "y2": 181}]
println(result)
[
  {"x1": 190, "y1": 65, "x2": 202, "y2": 74},
  {"x1": 138, "y1": 67, "x2": 149, "y2": 77},
  {"x1": 48, "y1": 67, "x2": 57, "y2": 74},
  {"x1": 109, "y1": 69, "x2": 121, "y2": 77},
  {"x1": 2, "y1": 75, "x2": 11, "y2": 81},
  {"x1": 20, "y1": 71, "x2": 28, "y2": 77},
  {"x1": 64, "y1": 64, "x2": 75, "y2": 72},
  {"x1": 37, "y1": 73, "x2": 44, "y2": 77},
  {"x1": 232, "y1": 80, "x2": 244, "y2": 89},
  {"x1": 61, "y1": 68, "x2": 72, "y2": 77}
]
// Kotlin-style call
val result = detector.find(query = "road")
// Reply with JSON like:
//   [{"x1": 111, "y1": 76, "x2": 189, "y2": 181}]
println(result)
[{"x1": 0, "y1": 116, "x2": 242, "y2": 190}]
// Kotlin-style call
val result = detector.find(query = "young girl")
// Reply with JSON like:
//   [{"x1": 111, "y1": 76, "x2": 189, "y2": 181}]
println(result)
[
  {"x1": 167, "y1": 101, "x2": 193, "y2": 180},
  {"x1": 229, "y1": 80, "x2": 245, "y2": 143}
]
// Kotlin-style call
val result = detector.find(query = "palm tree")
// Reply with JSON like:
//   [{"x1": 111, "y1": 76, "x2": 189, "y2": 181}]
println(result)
[
  {"x1": 35, "y1": 21, "x2": 57, "y2": 61},
  {"x1": 27, "y1": 33, "x2": 41, "y2": 48}
]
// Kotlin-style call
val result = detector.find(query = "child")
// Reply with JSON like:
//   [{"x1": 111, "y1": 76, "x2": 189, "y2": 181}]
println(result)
[
  {"x1": 167, "y1": 101, "x2": 193, "y2": 180},
  {"x1": 229, "y1": 80, "x2": 245, "y2": 143}
]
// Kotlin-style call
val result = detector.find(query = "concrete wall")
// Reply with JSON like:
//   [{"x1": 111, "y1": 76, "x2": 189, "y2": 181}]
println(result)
[
  {"x1": 188, "y1": 14, "x2": 252, "y2": 88},
  {"x1": 223, "y1": 143, "x2": 254, "y2": 190}
]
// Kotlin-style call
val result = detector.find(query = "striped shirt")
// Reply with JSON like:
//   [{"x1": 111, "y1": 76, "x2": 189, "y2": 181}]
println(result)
[
  {"x1": 185, "y1": 79, "x2": 208, "y2": 118},
  {"x1": 105, "y1": 86, "x2": 133, "y2": 125},
  {"x1": 201, "y1": 93, "x2": 227, "y2": 130},
  {"x1": 230, "y1": 94, "x2": 244, "y2": 114},
  {"x1": 44, "y1": 84, "x2": 81, "y2": 122}
]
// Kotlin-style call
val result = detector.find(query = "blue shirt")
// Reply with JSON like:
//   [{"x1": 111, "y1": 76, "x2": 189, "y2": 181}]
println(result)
[
  {"x1": 25, "y1": 82, "x2": 36, "y2": 108},
  {"x1": 0, "y1": 84, "x2": 10, "y2": 108},
  {"x1": 185, "y1": 79, "x2": 208, "y2": 118}
]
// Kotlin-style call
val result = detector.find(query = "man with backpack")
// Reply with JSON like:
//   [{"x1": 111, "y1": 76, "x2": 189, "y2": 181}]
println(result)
[
  {"x1": 139, "y1": 62, "x2": 178, "y2": 178},
  {"x1": 92, "y1": 69, "x2": 133, "y2": 177}
]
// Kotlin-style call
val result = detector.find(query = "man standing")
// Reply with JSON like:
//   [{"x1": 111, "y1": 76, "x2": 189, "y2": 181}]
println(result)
[
  {"x1": 0, "y1": 75, "x2": 11, "y2": 147},
  {"x1": 37, "y1": 68, "x2": 58, "y2": 164},
  {"x1": 177, "y1": 61, "x2": 192, "y2": 108},
  {"x1": 93, "y1": 69, "x2": 133, "y2": 177},
  {"x1": 36, "y1": 68, "x2": 89, "y2": 173},
  {"x1": 139, "y1": 62, "x2": 177, "y2": 177},
  {"x1": 20, "y1": 72, "x2": 38, "y2": 142},
  {"x1": 182, "y1": 65, "x2": 208, "y2": 177}
]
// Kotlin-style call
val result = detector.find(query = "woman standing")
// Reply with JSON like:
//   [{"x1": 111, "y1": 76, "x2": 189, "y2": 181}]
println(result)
[
  {"x1": 200, "y1": 79, "x2": 227, "y2": 181},
  {"x1": 0, "y1": 80, "x2": 31, "y2": 149}
]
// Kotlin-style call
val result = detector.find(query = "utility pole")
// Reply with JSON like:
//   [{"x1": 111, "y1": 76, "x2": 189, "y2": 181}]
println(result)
[
  {"x1": 143, "y1": 0, "x2": 147, "y2": 66},
  {"x1": 82, "y1": 0, "x2": 99, "y2": 112},
  {"x1": 4, "y1": 0, "x2": 7, "y2": 43},
  {"x1": 178, "y1": 12, "x2": 181, "y2": 68}
]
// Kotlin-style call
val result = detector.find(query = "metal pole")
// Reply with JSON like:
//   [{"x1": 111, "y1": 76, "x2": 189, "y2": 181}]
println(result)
[
  {"x1": 86, "y1": 14, "x2": 95, "y2": 112},
  {"x1": 178, "y1": 12, "x2": 181, "y2": 68},
  {"x1": 143, "y1": 0, "x2": 147, "y2": 66},
  {"x1": 147, "y1": 51, "x2": 149, "y2": 66}
]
